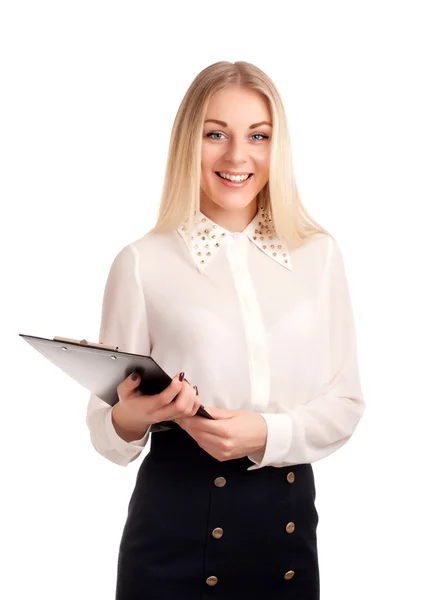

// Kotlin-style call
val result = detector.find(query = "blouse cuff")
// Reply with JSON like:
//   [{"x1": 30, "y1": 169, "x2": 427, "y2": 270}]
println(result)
[{"x1": 247, "y1": 413, "x2": 293, "y2": 471}]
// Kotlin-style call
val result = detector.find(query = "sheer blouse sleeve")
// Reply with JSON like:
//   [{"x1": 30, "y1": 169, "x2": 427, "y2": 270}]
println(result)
[{"x1": 86, "y1": 244, "x2": 152, "y2": 467}]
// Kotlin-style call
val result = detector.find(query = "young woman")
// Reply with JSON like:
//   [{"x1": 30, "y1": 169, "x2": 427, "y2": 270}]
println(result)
[{"x1": 86, "y1": 60, "x2": 366, "y2": 600}]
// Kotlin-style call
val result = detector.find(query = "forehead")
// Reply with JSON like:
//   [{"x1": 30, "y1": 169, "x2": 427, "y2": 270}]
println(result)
[{"x1": 205, "y1": 86, "x2": 271, "y2": 124}]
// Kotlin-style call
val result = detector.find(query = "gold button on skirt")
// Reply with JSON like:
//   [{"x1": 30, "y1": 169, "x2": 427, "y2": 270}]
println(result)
[{"x1": 116, "y1": 425, "x2": 320, "y2": 599}]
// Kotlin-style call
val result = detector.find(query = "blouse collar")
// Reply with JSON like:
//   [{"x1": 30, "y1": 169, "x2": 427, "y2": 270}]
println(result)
[{"x1": 176, "y1": 204, "x2": 292, "y2": 273}]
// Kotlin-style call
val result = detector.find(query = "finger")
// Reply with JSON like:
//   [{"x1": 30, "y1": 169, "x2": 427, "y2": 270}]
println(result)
[
  {"x1": 151, "y1": 373, "x2": 186, "y2": 409},
  {"x1": 186, "y1": 428, "x2": 230, "y2": 458},
  {"x1": 173, "y1": 382, "x2": 197, "y2": 414},
  {"x1": 201, "y1": 414, "x2": 231, "y2": 435},
  {"x1": 133, "y1": 373, "x2": 182, "y2": 419},
  {"x1": 202, "y1": 406, "x2": 235, "y2": 419},
  {"x1": 175, "y1": 393, "x2": 202, "y2": 429},
  {"x1": 190, "y1": 393, "x2": 202, "y2": 416},
  {"x1": 177, "y1": 413, "x2": 225, "y2": 436},
  {"x1": 117, "y1": 371, "x2": 141, "y2": 401},
  {"x1": 155, "y1": 380, "x2": 198, "y2": 421}
]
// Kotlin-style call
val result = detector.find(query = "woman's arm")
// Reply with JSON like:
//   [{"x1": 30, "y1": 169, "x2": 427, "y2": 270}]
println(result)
[
  {"x1": 86, "y1": 243, "x2": 152, "y2": 467},
  {"x1": 247, "y1": 237, "x2": 366, "y2": 470}
]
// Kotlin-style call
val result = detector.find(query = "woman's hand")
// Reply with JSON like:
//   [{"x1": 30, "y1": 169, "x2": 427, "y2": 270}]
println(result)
[
  {"x1": 175, "y1": 406, "x2": 268, "y2": 462},
  {"x1": 112, "y1": 371, "x2": 201, "y2": 440}
]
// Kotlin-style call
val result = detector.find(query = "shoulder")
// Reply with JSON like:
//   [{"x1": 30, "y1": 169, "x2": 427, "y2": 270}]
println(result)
[
  {"x1": 305, "y1": 232, "x2": 344, "y2": 263},
  {"x1": 131, "y1": 230, "x2": 177, "y2": 254},
  {"x1": 112, "y1": 230, "x2": 178, "y2": 266},
  {"x1": 116, "y1": 231, "x2": 178, "y2": 260},
  {"x1": 290, "y1": 234, "x2": 349, "y2": 286},
  {"x1": 291, "y1": 232, "x2": 336, "y2": 269}
]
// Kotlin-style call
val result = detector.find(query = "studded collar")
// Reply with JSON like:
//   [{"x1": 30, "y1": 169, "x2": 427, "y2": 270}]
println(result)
[{"x1": 176, "y1": 204, "x2": 292, "y2": 273}]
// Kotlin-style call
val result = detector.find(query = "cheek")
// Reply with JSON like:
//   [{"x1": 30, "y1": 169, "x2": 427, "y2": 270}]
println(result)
[
  {"x1": 200, "y1": 165, "x2": 215, "y2": 191},
  {"x1": 201, "y1": 142, "x2": 220, "y2": 170},
  {"x1": 255, "y1": 154, "x2": 270, "y2": 179},
  {"x1": 254, "y1": 163, "x2": 269, "y2": 182}
]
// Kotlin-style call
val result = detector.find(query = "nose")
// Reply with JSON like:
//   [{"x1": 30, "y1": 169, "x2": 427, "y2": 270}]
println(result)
[{"x1": 223, "y1": 136, "x2": 249, "y2": 165}]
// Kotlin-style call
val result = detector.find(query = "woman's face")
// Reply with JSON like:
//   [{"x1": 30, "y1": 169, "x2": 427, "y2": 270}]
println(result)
[{"x1": 200, "y1": 86, "x2": 272, "y2": 213}]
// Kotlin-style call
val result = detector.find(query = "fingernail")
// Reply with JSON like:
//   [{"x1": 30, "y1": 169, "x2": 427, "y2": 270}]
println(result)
[
  {"x1": 179, "y1": 372, "x2": 185, "y2": 382},
  {"x1": 131, "y1": 372, "x2": 138, "y2": 381},
  {"x1": 193, "y1": 385, "x2": 199, "y2": 395}
]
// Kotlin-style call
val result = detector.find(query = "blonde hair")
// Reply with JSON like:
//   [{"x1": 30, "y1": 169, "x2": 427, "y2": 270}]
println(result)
[{"x1": 147, "y1": 61, "x2": 331, "y2": 250}]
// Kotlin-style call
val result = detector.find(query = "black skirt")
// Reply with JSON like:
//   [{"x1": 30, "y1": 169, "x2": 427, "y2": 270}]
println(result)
[{"x1": 115, "y1": 424, "x2": 320, "y2": 600}]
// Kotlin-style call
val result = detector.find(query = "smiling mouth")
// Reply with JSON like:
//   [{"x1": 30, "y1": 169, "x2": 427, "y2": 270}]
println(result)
[{"x1": 215, "y1": 172, "x2": 254, "y2": 181}]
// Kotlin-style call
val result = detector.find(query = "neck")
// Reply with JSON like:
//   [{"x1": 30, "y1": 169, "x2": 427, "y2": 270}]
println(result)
[{"x1": 199, "y1": 196, "x2": 258, "y2": 233}]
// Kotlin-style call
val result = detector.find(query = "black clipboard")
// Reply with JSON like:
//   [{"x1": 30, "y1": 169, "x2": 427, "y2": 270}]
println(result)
[{"x1": 19, "y1": 333, "x2": 214, "y2": 432}]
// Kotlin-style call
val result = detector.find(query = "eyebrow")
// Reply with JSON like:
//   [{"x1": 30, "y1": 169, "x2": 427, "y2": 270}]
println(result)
[{"x1": 204, "y1": 119, "x2": 272, "y2": 129}]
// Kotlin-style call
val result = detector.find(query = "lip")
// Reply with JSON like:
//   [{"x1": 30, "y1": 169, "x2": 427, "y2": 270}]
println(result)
[
  {"x1": 216, "y1": 171, "x2": 253, "y2": 176},
  {"x1": 215, "y1": 172, "x2": 254, "y2": 188}
]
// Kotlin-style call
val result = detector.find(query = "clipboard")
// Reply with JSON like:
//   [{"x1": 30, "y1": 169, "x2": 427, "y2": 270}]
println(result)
[{"x1": 19, "y1": 333, "x2": 214, "y2": 432}]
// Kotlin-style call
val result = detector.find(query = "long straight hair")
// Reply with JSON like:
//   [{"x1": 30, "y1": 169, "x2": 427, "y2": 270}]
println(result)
[{"x1": 147, "y1": 61, "x2": 331, "y2": 250}]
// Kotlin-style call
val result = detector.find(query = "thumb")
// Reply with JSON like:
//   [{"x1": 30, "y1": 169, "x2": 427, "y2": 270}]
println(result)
[{"x1": 203, "y1": 406, "x2": 235, "y2": 419}]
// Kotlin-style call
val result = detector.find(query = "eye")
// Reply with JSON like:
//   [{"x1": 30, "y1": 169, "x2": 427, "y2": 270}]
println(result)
[
  {"x1": 251, "y1": 133, "x2": 269, "y2": 141},
  {"x1": 206, "y1": 132, "x2": 225, "y2": 140},
  {"x1": 205, "y1": 132, "x2": 269, "y2": 141}
]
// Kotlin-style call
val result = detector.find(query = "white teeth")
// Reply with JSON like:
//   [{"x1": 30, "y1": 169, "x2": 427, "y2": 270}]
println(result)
[{"x1": 218, "y1": 172, "x2": 251, "y2": 182}]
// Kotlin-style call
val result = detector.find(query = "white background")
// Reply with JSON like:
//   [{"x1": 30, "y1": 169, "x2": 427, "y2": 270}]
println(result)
[{"x1": 2, "y1": 1, "x2": 428, "y2": 598}]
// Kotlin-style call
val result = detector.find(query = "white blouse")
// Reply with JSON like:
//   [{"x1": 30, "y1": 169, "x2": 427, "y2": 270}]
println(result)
[{"x1": 86, "y1": 204, "x2": 365, "y2": 470}]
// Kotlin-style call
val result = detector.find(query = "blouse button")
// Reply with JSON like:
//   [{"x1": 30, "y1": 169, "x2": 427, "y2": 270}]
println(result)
[
  {"x1": 214, "y1": 477, "x2": 226, "y2": 487},
  {"x1": 284, "y1": 570, "x2": 295, "y2": 580},
  {"x1": 206, "y1": 575, "x2": 218, "y2": 586},
  {"x1": 286, "y1": 472, "x2": 295, "y2": 483},
  {"x1": 285, "y1": 522, "x2": 295, "y2": 534},
  {"x1": 212, "y1": 527, "x2": 224, "y2": 539}
]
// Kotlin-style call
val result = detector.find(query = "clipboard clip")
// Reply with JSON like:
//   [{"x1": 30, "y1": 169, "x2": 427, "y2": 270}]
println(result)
[{"x1": 53, "y1": 336, "x2": 119, "y2": 351}]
